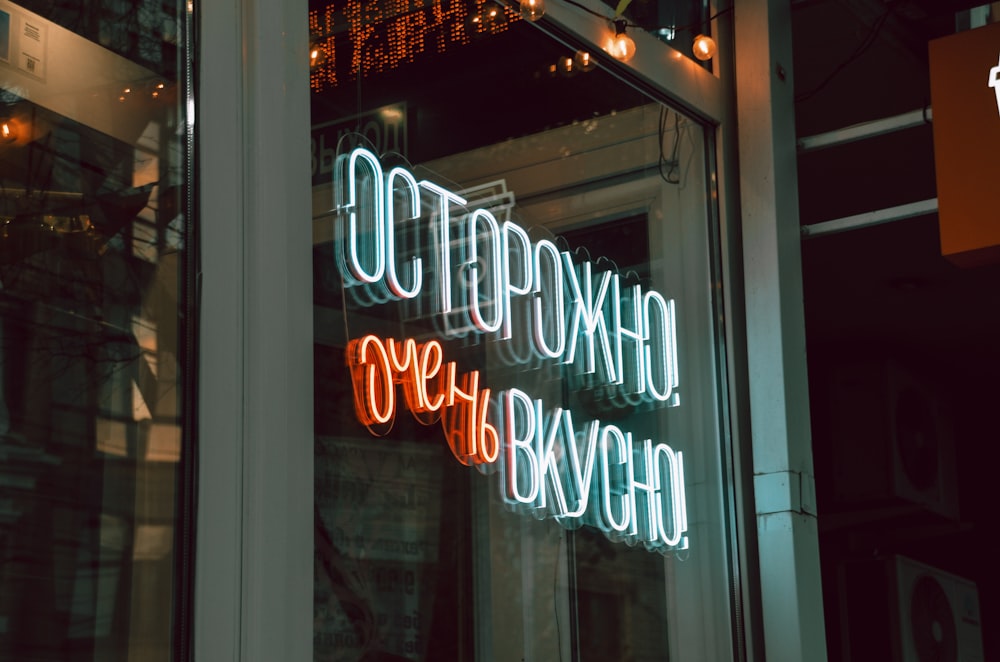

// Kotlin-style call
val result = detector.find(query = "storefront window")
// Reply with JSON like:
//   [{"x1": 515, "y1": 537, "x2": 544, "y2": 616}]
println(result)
[
  {"x1": 311, "y1": 2, "x2": 736, "y2": 659},
  {"x1": 0, "y1": 1, "x2": 193, "y2": 659}
]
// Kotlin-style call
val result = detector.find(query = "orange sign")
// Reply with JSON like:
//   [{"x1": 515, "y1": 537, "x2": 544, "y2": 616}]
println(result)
[{"x1": 929, "y1": 21, "x2": 1000, "y2": 267}]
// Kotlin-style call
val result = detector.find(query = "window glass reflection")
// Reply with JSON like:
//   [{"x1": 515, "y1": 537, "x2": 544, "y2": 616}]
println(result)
[
  {"x1": 312, "y1": 3, "x2": 735, "y2": 660},
  {"x1": 0, "y1": 1, "x2": 190, "y2": 659}
]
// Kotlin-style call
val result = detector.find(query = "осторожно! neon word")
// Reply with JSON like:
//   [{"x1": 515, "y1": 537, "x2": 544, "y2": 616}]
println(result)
[{"x1": 333, "y1": 146, "x2": 688, "y2": 554}]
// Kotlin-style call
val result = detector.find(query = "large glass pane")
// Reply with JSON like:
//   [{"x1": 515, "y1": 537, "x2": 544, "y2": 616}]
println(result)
[
  {"x1": 0, "y1": 1, "x2": 192, "y2": 659},
  {"x1": 311, "y1": 3, "x2": 736, "y2": 660}
]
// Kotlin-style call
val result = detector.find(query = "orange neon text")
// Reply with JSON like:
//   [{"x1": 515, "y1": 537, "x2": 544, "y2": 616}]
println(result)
[{"x1": 345, "y1": 335, "x2": 499, "y2": 466}]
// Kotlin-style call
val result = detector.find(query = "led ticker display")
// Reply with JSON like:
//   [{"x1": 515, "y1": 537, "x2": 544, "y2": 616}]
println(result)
[
  {"x1": 309, "y1": 0, "x2": 521, "y2": 92},
  {"x1": 334, "y1": 145, "x2": 688, "y2": 554}
]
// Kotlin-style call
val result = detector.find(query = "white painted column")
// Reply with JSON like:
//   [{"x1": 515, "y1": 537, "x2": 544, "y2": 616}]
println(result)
[
  {"x1": 196, "y1": 0, "x2": 313, "y2": 660},
  {"x1": 733, "y1": 1, "x2": 828, "y2": 660}
]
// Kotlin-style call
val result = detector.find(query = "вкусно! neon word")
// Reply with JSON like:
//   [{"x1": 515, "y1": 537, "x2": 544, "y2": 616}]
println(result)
[{"x1": 333, "y1": 146, "x2": 688, "y2": 553}]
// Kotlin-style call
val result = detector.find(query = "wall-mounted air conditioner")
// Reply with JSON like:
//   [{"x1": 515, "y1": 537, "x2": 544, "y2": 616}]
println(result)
[
  {"x1": 839, "y1": 555, "x2": 982, "y2": 662},
  {"x1": 825, "y1": 359, "x2": 959, "y2": 520}
]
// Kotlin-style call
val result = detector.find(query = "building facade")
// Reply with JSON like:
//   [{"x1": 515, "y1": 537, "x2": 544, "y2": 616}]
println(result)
[{"x1": 1, "y1": 0, "x2": 993, "y2": 660}]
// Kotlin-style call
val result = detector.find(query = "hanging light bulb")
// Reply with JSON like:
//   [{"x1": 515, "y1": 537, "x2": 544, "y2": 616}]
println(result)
[
  {"x1": 520, "y1": 0, "x2": 545, "y2": 22},
  {"x1": 574, "y1": 50, "x2": 596, "y2": 72},
  {"x1": 692, "y1": 33, "x2": 717, "y2": 61},
  {"x1": 465, "y1": 10, "x2": 483, "y2": 35},
  {"x1": 558, "y1": 55, "x2": 575, "y2": 77},
  {"x1": 1, "y1": 118, "x2": 17, "y2": 143},
  {"x1": 467, "y1": 2, "x2": 506, "y2": 36},
  {"x1": 484, "y1": 2, "x2": 507, "y2": 31},
  {"x1": 608, "y1": 19, "x2": 636, "y2": 62},
  {"x1": 309, "y1": 40, "x2": 327, "y2": 68}
]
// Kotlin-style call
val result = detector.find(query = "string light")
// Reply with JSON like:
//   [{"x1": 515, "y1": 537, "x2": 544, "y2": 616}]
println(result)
[
  {"x1": 309, "y1": 40, "x2": 327, "y2": 68},
  {"x1": 547, "y1": 49, "x2": 597, "y2": 77},
  {"x1": 574, "y1": 49, "x2": 595, "y2": 72},
  {"x1": 1, "y1": 118, "x2": 17, "y2": 143},
  {"x1": 608, "y1": 19, "x2": 635, "y2": 62},
  {"x1": 562, "y1": 0, "x2": 732, "y2": 63},
  {"x1": 558, "y1": 55, "x2": 574, "y2": 76},
  {"x1": 692, "y1": 34, "x2": 717, "y2": 61},
  {"x1": 520, "y1": 0, "x2": 545, "y2": 22}
]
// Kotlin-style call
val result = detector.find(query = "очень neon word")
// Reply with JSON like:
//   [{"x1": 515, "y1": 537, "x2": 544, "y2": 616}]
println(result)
[{"x1": 347, "y1": 334, "x2": 498, "y2": 466}]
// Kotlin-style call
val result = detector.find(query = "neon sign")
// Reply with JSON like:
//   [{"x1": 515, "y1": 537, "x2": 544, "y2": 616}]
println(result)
[
  {"x1": 347, "y1": 335, "x2": 498, "y2": 466},
  {"x1": 334, "y1": 146, "x2": 688, "y2": 553},
  {"x1": 990, "y1": 52, "x2": 1000, "y2": 117}
]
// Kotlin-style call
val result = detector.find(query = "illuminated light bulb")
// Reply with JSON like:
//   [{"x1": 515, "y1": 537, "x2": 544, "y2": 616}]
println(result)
[
  {"x1": 558, "y1": 55, "x2": 574, "y2": 76},
  {"x1": 484, "y1": 2, "x2": 507, "y2": 31},
  {"x1": 149, "y1": 81, "x2": 167, "y2": 99},
  {"x1": 574, "y1": 50, "x2": 596, "y2": 72},
  {"x1": 520, "y1": 0, "x2": 545, "y2": 22},
  {"x1": 309, "y1": 41, "x2": 327, "y2": 68},
  {"x1": 608, "y1": 21, "x2": 636, "y2": 62},
  {"x1": 465, "y1": 11, "x2": 484, "y2": 36},
  {"x1": 692, "y1": 34, "x2": 716, "y2": 61},
  {"x1": 1, "y1": 120, "x2": 16, "y2": 143}
]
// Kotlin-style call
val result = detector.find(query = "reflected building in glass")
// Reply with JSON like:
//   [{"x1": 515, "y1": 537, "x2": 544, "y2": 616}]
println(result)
[{"x1": 0, "y1": 1, "x2": 193, "y2": 659}]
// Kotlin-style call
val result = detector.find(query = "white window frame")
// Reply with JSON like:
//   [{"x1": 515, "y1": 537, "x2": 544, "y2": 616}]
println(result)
[{"x1": 196, "y1": 0, "x2": 314, "y2": 660}]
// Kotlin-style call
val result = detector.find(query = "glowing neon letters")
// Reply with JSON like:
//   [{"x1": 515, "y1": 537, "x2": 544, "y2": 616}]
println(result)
[
  {"x1": 347, "y1": 335, "x2": 689, "y2": 553},
  {"x1": 346, "y1": 335, "x2": 498, "y2": 466},
  {"x1": 335, "y1": 146, "x2": 689, "y2": 553},
  {"x1": 334, "y1": 146, "x2": 680, "y2": 405}
]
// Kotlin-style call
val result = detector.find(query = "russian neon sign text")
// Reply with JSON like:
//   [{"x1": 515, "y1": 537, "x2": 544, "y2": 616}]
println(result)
[
  {"x1": 335, "y1": 146, "x2": 680, "y2": 406},
  {"x1": 347, "y1": 334, "x2": 688, "y2": 553},
  {"x1": 334, "y1": 146, "x2": 689, "y2": 554}
]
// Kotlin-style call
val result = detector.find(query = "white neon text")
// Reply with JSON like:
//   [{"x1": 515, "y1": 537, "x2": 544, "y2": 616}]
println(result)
[{"x1": 333, "y1": 146, "x2": 681, "y2": 406}]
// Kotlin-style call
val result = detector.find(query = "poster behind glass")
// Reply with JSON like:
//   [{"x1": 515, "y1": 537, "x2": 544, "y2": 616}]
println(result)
[{"x1": 311, "y1": 2, "x2": 736, "y2": 660}]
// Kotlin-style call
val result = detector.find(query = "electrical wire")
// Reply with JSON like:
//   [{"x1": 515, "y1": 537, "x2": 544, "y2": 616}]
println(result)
[
  {"x1": 561, "y1": 0, "x2": 733, "y2": 34},
  {"x1": 658, "y1": 105, "x2": 681, "y2": 185},
  {"x1": 794, "y1": 1, "x2": 896, "y2": 103}
]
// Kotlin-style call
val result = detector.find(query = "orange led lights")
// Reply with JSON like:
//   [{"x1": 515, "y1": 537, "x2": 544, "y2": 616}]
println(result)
[{"x1": 309, "y1": 1, "x2": 520, "y2": 93}]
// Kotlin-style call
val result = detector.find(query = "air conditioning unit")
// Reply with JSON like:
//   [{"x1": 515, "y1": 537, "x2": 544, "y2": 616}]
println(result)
[
  {"x1": 839, "y1": 555, "x2": 983, "y2": 662},
  {"x1": 825, "y1": 359, "x2": 959, "y2": 519}
]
